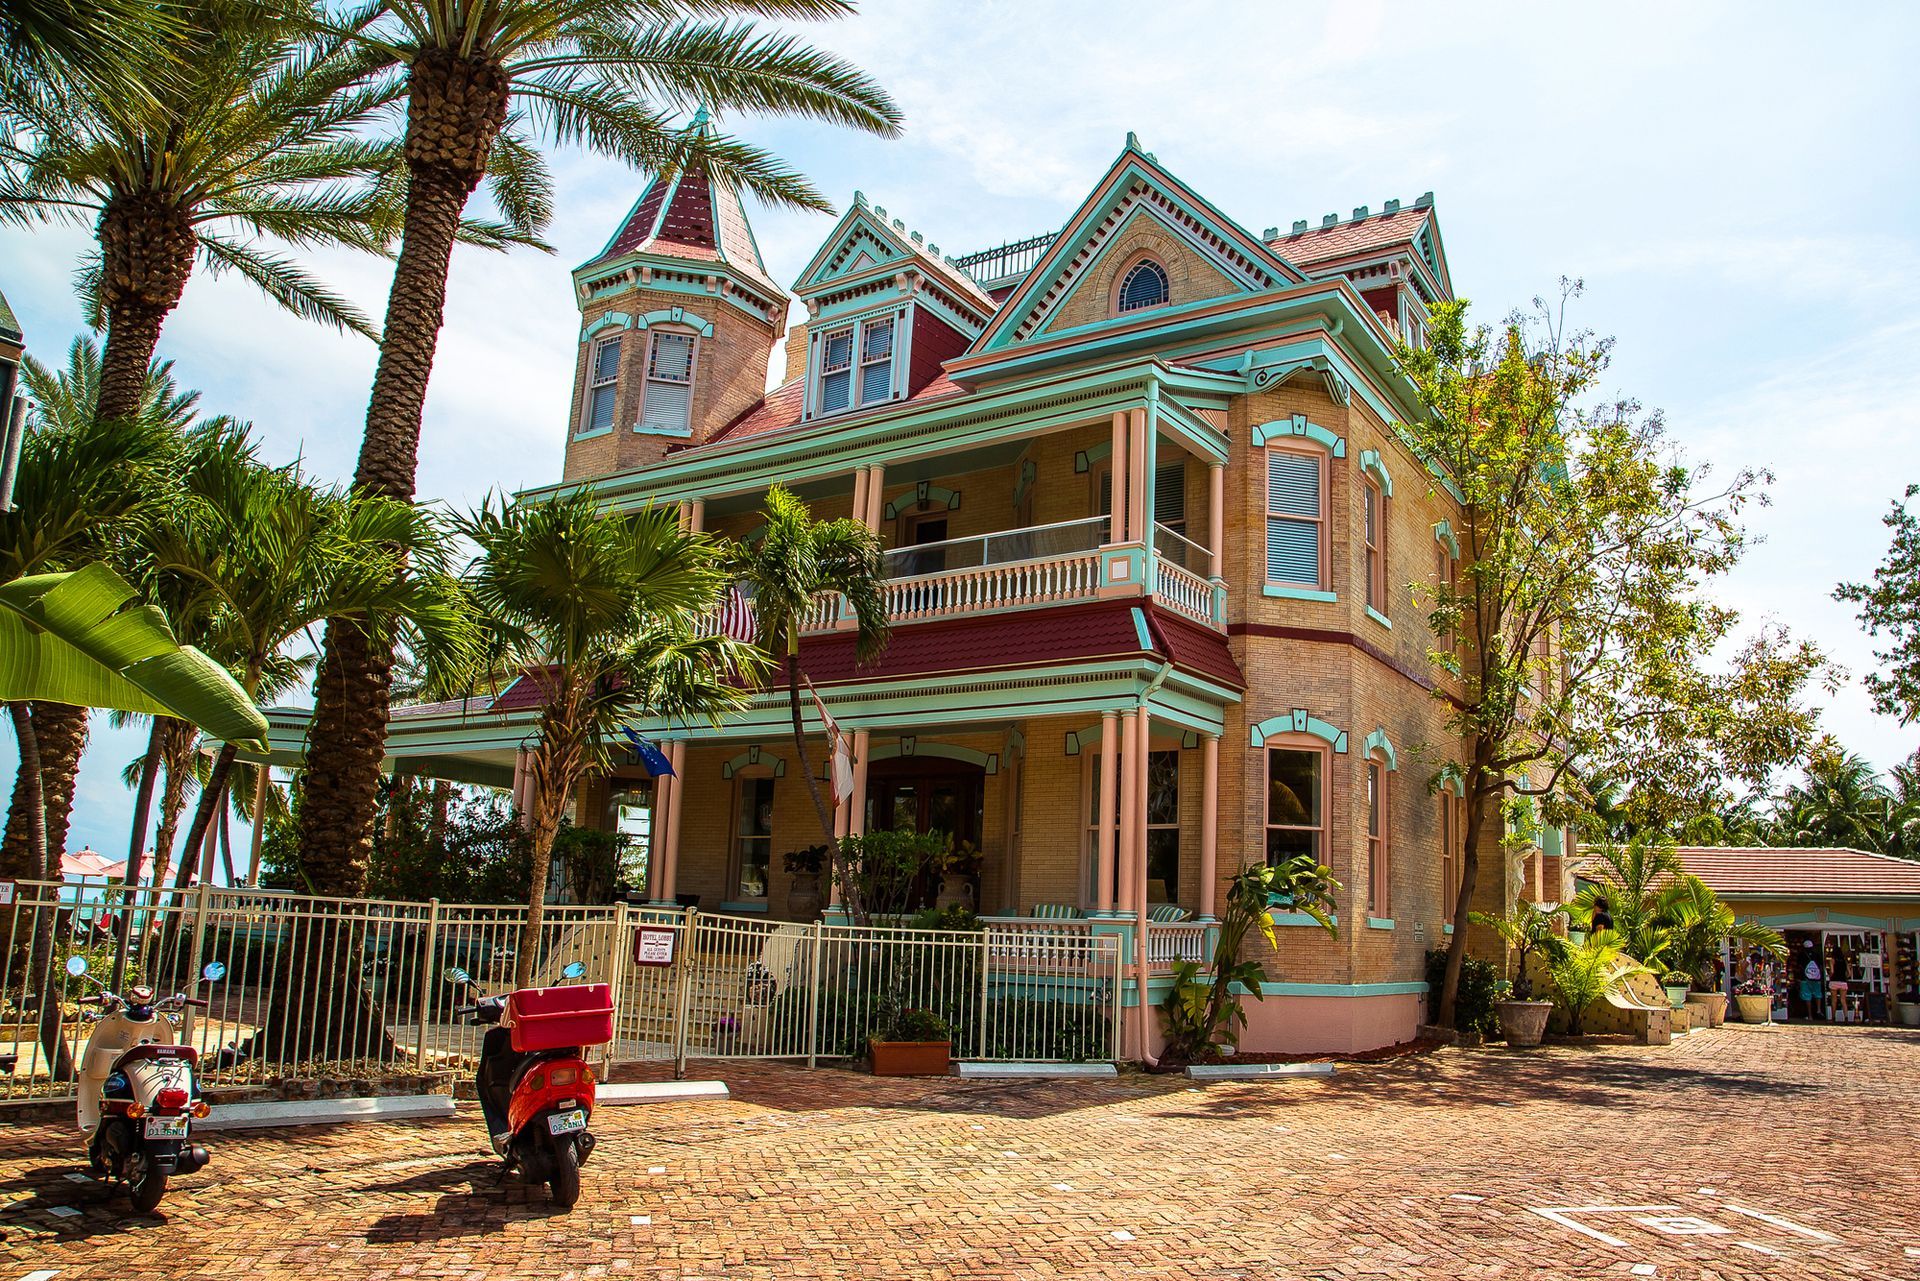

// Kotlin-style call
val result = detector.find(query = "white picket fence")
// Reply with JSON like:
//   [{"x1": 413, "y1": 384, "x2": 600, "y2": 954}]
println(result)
[{"x1": 0, "y1": 880, "x2": 1125, "y2": 1104}]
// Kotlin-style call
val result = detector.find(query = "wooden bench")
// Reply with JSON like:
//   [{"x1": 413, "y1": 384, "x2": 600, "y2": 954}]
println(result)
[{"x1": 1592, "y1": 966, "x2": 1676, "y2": 1045}]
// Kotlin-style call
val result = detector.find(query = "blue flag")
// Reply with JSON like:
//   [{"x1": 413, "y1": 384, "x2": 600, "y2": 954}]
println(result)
[{"x1": 621, "y1": 728, "x2": 675, "y2": 777}]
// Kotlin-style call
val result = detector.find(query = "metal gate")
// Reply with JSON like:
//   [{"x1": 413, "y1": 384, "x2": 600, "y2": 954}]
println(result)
[{"x1": 610, "y1": 911, "x2": 1124, "y2": 1071}]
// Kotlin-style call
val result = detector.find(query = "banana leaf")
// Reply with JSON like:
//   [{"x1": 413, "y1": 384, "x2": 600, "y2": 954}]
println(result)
[{"x1": 0, "y1": 563, "x2": 267, "y2": 749}]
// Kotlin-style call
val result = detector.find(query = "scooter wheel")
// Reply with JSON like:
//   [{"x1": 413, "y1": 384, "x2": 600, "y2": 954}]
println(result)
[
  {"x1": 127, "y1": 1153, "x2": 167, "y2": 1214},
  {"x1": 547, "y1": 1138, "x2": 580, "y2": 1209}
]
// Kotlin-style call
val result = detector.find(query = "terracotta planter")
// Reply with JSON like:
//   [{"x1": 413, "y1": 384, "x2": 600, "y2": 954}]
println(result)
[
  {"x1": 869, "y1": 1039, "x2": 951, "y2": 1076},
  {"x1": 1687, "y1": 992, "x2": 1727, "y2": 1027},
  {"x1": 1896, "y1": 1001, "x2": 1920, "y2": 1028},
  {"x1": 1495, "y1": 1000, "x2": 1552, "y2": 1048},
  {"x1": 785, "y1": 872, "x2": 822, "y2": 922},
  {"x1": 1734, "y1": 994, "x2": 1774, "y2": 1024}
]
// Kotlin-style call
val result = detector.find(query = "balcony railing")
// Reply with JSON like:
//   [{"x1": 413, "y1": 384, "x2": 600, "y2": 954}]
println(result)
[{"x1": 881, "y1": 516, "x2": 1106, "y2": 580}]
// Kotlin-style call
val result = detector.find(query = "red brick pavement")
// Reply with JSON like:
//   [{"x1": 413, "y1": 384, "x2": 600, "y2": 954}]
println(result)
[{"x1": 0, "y1": 1023, "x2": 1915, "y2": 1280}]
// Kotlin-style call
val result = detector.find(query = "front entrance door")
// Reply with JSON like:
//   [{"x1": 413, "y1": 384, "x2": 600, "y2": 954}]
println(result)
[{"x1": 865, "y1": 758, "x2": 984, "y2": 911}]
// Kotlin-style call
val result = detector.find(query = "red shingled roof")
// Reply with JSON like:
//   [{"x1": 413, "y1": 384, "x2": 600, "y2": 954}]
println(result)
[
  {"x1": 1669, "y1": 847, "x2": 1920, "y2": 900},
  {"x1": 702, "y1": 370, "x2": 969, "y2": 451},
  {"x1": 1271, "y1": 206, "x2": 1431, "y2": 269}
]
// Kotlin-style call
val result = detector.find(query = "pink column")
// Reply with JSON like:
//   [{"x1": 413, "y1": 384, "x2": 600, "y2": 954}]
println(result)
[
  {"x1": 1108, "y1": 411, "x2": 1129, "y2": 544},
  {"x1": 1128, "y1": 409, "x2": 1148, "y2": 544},
  {"x1": 1199, "y1": 733, "x2": 1220, "y2": 920},
  {"x1": 1096, "y1": 712, "x2": 1119, "y2": 912},
  {"x1": 1208, "y1": 463, "x2": 1225, "y2": 577},
  {"x1": 850, "y1": 466, "x2": 869, "y2": 527},
  {"x1": 658, "y1": 740, "x2": 687, "y2": 905},
  {"x1": 1133, "y1": 708, "x2": 1151, "y2": 905},
  {"x1": 849, "y1": 730, "x2": 870, "y2": 837},
  {"x1": 1117, "y1": 710, "x2": 1138, "y2": 914},
  {"x1": 864, "y1": 464, "x2": 886, "y2": 533}
]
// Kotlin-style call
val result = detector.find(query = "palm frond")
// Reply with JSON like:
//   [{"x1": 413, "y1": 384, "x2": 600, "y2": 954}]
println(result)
[{"x1": 196, "y1": 233, "x2": 381, "y2": 340}]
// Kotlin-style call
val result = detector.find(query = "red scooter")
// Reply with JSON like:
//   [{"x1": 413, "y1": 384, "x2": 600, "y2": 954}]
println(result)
[{"x1": 446, "y1": 962, "x2": 613, "y2": 1208}]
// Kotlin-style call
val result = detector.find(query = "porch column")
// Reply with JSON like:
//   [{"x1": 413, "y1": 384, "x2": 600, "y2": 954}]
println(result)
[
  {"x1": 246, "y1": 766, "x2": 269, "y2": 887},
  {"x1": 1096, "y1": 712, "x2": 1118, "y2": 912},
  {"x1": 1208, "y1": 463, "x2": 1225, "y2": 577},
  {"x1": 1133, "y1": 708, "x2": 1151, "y2": 907},
  {"x1": 1128, "y1": 409, "x2": 1149, "y2": 545},
  {"x1": 683, "y1": 497, "x2": 705, "y2": 533},
  {"x1": 1117, "y1": 708, "x2": 1139, "y2": 914},
  {"x1": 657, "y1": 739, "x2": 687, "y2": 905},
  {"x1": 849, "y1": 730, "x2": 870, "y2": 837},
  {"x1": 850, "y1": 466, "x2": 869, "y2": 526},
  {"x1": 1108, "y1": 411, "x2": 1128, "y2": 544},
  {"x1": 864, "y1": 464, "x2": 886, "y2": 533},
  {"x1": 1199, "y1": 733, "x2": 1220, "y2": 920}
]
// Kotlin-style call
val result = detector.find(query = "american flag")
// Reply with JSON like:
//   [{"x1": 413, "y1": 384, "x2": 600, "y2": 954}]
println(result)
[{"x1": 718, "y1": 581, "x2": 755, "y2": 643}]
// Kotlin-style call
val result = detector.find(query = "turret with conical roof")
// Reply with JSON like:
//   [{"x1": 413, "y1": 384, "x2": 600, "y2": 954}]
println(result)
[{"x1": 561, "y1": 111, "x2": 786, "y2": 481}]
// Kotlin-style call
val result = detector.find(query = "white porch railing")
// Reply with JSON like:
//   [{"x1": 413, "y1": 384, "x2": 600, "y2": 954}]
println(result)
[
  {"x1": 887, "y1": 550, "x2": 1103, "y2": 622},
  {"x1": 1153, "y1": 558, "x2": 1216, "y2": 626},
  {"x1": 1144, "y1": 921, "x2": 1212, "y2": 967},
  {"x1": 881, "y1": 515, "x2": 1107, "y2": 579}
]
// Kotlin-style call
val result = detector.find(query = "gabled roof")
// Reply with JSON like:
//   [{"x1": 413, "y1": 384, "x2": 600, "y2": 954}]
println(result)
[
  {"x1": 792, "y1": 195, "x2": 995, "y2": 317},
  {"x1": 969, "y1": 135, "x2": 1306, "y2": 355},
  {"x1": 701, "y1": 370, "x2": 966, "y2": 451},
  {"x1": 0, "y1": 286, "x2": 20, "y2": 344},
  {"x1": 1667, "y1": 847, "x2": 1920, "y2": 901},
  {"x1": 579, "y1": 111, "x2": 781, "y2": 300},
  {"x1": 1269, "y1": 199, "x2": 1450, "y2": 298}
]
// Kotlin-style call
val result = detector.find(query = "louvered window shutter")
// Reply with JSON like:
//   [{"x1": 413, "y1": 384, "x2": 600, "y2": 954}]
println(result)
[
  {"x1": 642, "y1": 333, "x2": 694, "y2": 432},
  {"x1": 860, "y1": 317, "x2": 895, "y2": 404},
  {"x1": 820, "y1": 328, "x2": 853, "y2": 413},
  {"x1": 1266, "y1": 451, "x2": 1322, "y2": 585},
  {"x1": 1155, "y1": 462, "x2": 1185, "y2": 533}
]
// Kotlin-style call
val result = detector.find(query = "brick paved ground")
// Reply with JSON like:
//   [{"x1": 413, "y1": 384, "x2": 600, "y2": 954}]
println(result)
[{"x1": 0, "y1": 1023, "x2": 1915, "y2": 1280}]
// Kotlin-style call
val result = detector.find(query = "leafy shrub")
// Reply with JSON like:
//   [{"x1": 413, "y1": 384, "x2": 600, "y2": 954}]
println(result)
[
  {"x1": 910, "y1": 905, "x2": 982, "y2": 932},
  {"x1": 1424, "y1": 948, "x2": 1502, "y2": 1039},
  {"x1": 879, "y1": 1006, "x2": 951, "y2": 1042}
]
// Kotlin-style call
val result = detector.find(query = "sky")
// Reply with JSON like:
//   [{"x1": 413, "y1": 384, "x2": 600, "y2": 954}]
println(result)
[{"x1": 4, "y1": 0, "x2": 1919, "y2": 869}]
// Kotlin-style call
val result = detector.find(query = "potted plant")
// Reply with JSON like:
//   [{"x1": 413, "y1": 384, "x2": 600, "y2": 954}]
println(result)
[
  {"x1": 1470, "y1": 902, "x2": 1569, "y2": 1048},
  {"x1": 935, "y1": 838, "x2": 981, "y2": 911},
  {"x1": 1547, "y1": 934, "x2": 1637, "y2": 1037},
  {"x1": 781, "y1": 844, "x2": 829, "y2": 921},
  {"x1": 1733, "y1": 978, "x2": 1774, "y2": 1025},
  {"x1": 1660, "y1": 971, "x2": 1692, "y2": 1010},
  {"x1": 869, "y1": 1005, "x2": 952, "y2": 1076}
]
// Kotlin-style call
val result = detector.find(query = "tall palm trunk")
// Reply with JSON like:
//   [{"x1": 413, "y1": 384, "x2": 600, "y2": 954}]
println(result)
[
  {"x1": 786, "y1": 653, "x2": 862, "y2": 921},
  {"x1": 2, "y1": 702, "x2": 88, "y2": 879},
  {"x1": 296, "y1": 49, "x2": 509, "y2": 895},
  {"x1": 6, "y1": 704, "x2": 74, "y2": 1079},
  {"x1": 109, "y1": 719, "x2": 165, "y2": 989},
  {"x1": 152, "y1": 719, "x2": 194, "y2": 891},
  {"x1": 94, "y1": 193, "x2": 197, "y2": 424}
]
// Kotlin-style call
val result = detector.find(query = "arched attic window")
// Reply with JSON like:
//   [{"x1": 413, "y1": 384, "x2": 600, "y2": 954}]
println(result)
[{"x1": 1116, "y1": 259, "x2": 1169, "y2": 313}]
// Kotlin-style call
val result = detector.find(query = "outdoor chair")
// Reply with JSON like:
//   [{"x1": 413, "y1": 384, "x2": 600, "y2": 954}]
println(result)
[
  {"x1": 1029, "y1": 903, "x2": 1085, "y2": 919},
  {"x1": 1595, "y1": 964, "x2": 1676, "y2": 1045},
  {"x1": 1147, "y1": 903, "x2": 1192, "y2": 923}
]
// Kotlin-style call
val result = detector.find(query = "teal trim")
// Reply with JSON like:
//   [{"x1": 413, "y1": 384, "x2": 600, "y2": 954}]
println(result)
[
  {"x1": 720, "y1": 746, "x2": 786, "y2": 779},
  {"x1": 571, "y1": 424, "x2": 613, "y2": 442},
  {"x1": 1442, "y1": 923, "x2": 1454, "y2": 935},
  {"x1": 634, "y1": 306, "x2": 713, "y2": 338},
  {"x1": 866, "y1": 740, "x2": 999, "y2": 775},
  {"x1": 1035, "y1": 205, "x2": 1249, "y2": 341},
  {"x1": 719, "y1": 901, "x2": 769, "y2": 914},
  {"x1": 883, "y1": 481, "x2": 962, "y2": 521},
  {"x1": 1249, "y1": 709, "x2": 1347, "y2": 753},
  {"x1": 1363, "y1": 728, "x2": 1398, "y2": 771},
  {"x1": 581, "y1": 311, "x2": 630, "y2": 340},
  {"x1": 1064, "y1": 720, "x2": 1200, "y2": 755},
  {"x1": 1249, "y1": 980, "x2": 1427, "y2": 997},
  {"x1": 1437, "y1": 769, "x2": 1465, "y2": 797},
  {"x1": 1251, "y1": 413, "x2": 1346, "y2": 457},
  {"x1": 1751, "y1": 911, "x2": 1894, "y2": 929},
  {"x1": 1270, "y1": 911, "x2": 1338, "y2": 928},
  {"x1": 1074, "y1": 440, "x2": 1113, "y2": 473},
  {"x1": 1100, "y1": 544, "x2": 1147, "y2": 589},
  {"x1": 1130, "y1": 607, "x2": 1153, "y2": 651},
  {"x1": 1358, "y1": 447, "x2": 1394, "y2": 497},
  {"x1": 633, "y1": 421, "x2": 694, "y2": 439},
  {"x1": 1263, "y1": 584, "x2": 1338, "y2": 602},
  {"x1": 1364, "y1": 606, "x2": 1392, "y2": 630},
  {"x1": 1366, "y1": 917, "x2": 1396, "y2": 931},
  {"x1": 1434, "y1": 520, "x2": 1460, "y2": 560}
]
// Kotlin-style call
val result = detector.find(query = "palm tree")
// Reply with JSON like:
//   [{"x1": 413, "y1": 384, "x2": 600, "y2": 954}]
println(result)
[
  {"x1": 296, "y1": 0, "x2": 902, "y2": 896},
  {"x1": 463, "y1": 489, "x2": 759, "y2": 987},
  {"x1": 1567, "y1": 835, "x2": 1683, "y2": 966},
  {"x1": 726, "y1": 483, "x2": 887, "y2": 917},
  {"x1": 1654, "y1": 874, "x2": 1784, "y2": 988},
  {"x1": 1470, "y1": 901, "x2": 1570, "y2": 1001},
  {"x1": 1772, "y1": 748, "x2": 1893, "y2": 852},
  {"x1": 0, "y1": 0, "x2": 183, "y2": 106}
]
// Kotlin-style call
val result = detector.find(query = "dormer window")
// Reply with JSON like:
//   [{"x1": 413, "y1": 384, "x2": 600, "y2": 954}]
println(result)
[
  {"x1": 582, "y1": 335, "x2": 621, "y2": 434},
  {"x1": 640, "y1": 329, "x2": 695, "y2": 434},
  {"x1": 1116, "y1": 259, "x2": 1169, "y2": 313},
  {"x1": 812, "y1": 312, "x2": 899, "y2": 417}
]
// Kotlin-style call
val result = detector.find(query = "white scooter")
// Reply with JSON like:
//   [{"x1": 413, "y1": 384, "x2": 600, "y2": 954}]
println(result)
[{"x1": 67, "y1": 954, "x2": 225, "y2": 1213}]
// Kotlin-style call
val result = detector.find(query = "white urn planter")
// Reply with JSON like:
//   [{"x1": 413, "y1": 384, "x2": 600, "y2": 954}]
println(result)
[{"x1": 1496, "y1": 1000, "x2": 1552, "y2": 1048}]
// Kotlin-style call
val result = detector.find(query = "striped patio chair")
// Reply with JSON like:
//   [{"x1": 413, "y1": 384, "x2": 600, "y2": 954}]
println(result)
[
  {"x1": 1147, "y1": 903, "x2": 1192, "y2": 924},
  {"x1": 1029, "y1": 902, "x2": 1085, "y2": 920}
]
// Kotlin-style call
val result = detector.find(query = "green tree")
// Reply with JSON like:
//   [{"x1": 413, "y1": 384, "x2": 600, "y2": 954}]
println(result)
[
  {"x1": 726, "y1": 483, "x2": 887, "y2": 919},
  {"x1": 1567, "y1": 836, "x2": 1684, "y2": 966},
  {"x1": 295, "y1": 0, "x2": 902, "y2": 898},
  {"x1": 1836, "y1": 484, "x2": 1920, "y2": 725},
  {"x1": 1546, "y1": 932, "x2": 1637, "y2": 1036},
  {"x1": 462, "y1": 490, "x2": 759, "y2": 987},
  {"x1": 1469, "y1": 901, "x2": 1569, "y2": 1002},
  {"x1": 1398, "y1": 284, "x2": 1832, "y2": 1026},
  {"x1": 0, "y1": 0, "x2": 183, "y2": 106},
  {"x1": 1653, "y1": 874, "x2": 1784, "y2": 988},
  {"x1": 1771, "y1": 746, "x2": 1895, "y2": 853}
]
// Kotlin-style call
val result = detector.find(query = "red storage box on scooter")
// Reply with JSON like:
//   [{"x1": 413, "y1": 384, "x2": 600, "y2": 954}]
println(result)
[{"x1": 502, "y1": 982, "x2": 615, "y2": 1053}]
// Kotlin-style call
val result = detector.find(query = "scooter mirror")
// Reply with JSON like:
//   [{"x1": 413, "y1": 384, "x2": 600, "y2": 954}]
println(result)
[
  {"x1": 65, "y1": 955, "x2": 88, "y2": 977},
  {"x1": 443, "y1": 966, "x2": 471, "y2": 986},
  {"x1": 201, "y1": 961, "x2": 227, "y2": 983},
  {"x1": 561, "y1": 961, "x2": 587, "y2": 980}
]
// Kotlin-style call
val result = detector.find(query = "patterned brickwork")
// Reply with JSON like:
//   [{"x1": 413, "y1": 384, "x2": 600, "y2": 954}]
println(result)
[{"x1": 2, "y1": 1025, "x2": 1913, "y2": 1279}]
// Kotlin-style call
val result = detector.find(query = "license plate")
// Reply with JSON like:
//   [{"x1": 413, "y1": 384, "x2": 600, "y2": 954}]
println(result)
[
  {"x1": 144, "y1": 1116, "x2": 189, "y2": 1140},
  {"x1": 547, "y1": 1108, "x2": 587, "y2": 1136}
]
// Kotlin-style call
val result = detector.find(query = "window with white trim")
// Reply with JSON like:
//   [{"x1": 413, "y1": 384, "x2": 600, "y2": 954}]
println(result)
[
  {"x1": 728, "y1": 774, "x2": 775, "y2": 901},
  {"x1": 1265, "y1": 447, "x2": 1327, "y2": 589},
  {"x1": 640, "y1": 330, "x2": 695, "y2": 433},
  {"x1": 1116, "y1": 259, "x2": 1169, "y2": 313},
  {"x1": 582, "y1": 335, "x2": 621, "y2": 434},
  {"x1": 813, "y1": 314, "x2": 899, "y2": 418},
  {"x1": 1265, "y1": 746, "x2": 1325, "y2": 867}
]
